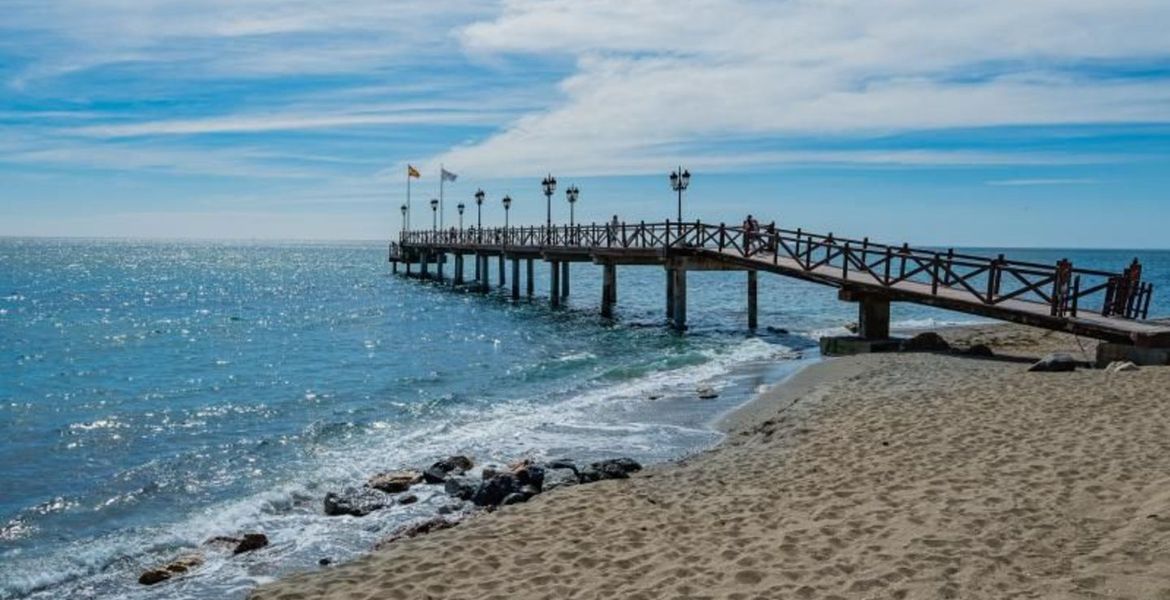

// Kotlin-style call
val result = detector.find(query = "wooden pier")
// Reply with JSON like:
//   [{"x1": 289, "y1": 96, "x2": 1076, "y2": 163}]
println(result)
[{"x1": 388, "y1": 221, "x2": 1169, "y2": 350}]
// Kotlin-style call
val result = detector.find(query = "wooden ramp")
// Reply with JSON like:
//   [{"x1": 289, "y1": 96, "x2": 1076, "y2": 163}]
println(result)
[{"x1": 389, "y1": 221, "x2": 1168, "y2": 348}]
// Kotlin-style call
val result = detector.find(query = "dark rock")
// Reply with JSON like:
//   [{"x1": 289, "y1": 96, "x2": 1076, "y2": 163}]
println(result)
[
  {"x1": 138, "y1": 554, "x2": 203, "y2": 585},
  {"x1": 579, "y1": 458, "x2": 642, "y2": 483},
  {"x1": 318, "y1": 558, "x2": 332, "y2": 566},
  {"x1": 845, "y1": 322, "x2": 859, "y2": 334},
  {"x1": 901, "y1": 332, "x2": 951, "y2": 352},
  {"x1": 697, "y1": 386, "x2": 719, "y2": 399},
  {"x1": 204, "y1": 535, "x2": 240, "y2": 548},
  {"x1": 437, "y1": 503, "x2": 462, "y2": 515},
  {"x1": 1028, "y1": 352, "x2": 1079, "y2": 373},
  {"x1": 962, "y1": 343, "x2": 994, "y2": 357},
  {"x1": 513, "y1": 464, "x2": 544, "y2": 492},
  {"x1": 368, "y1": 470, "x2": 422, "y2": 493},
  {"x1": 472, "y1": 473, "x2": 518, "y2": 507},
  {"x1": 480, "y1": 464, "x2": 504, "y2": 481},
  {"x1": 545, "y1": 459, "x2": 578, "y2": 475},
  {"x1": 233, "y1": 533, "x2": 269, "y2": 555},
  {"x1": 138, "y1": 569, "x2": 172, "y2": 586},
  {"x1": 375, "y1": 517, "x2": 458, "y2": 549},
  {"x1": 502, "y1": 492, "x2": 529, "y2": 506},
  {"x1": 323, "y1": 488, "x2": 389, "y2": 517},
  {"x1": 423, "y1": 456, "x2": 475, "y2": 484},
  {"x1": 543, "y1": 468, "x2": 579, "y2": 491},
  {"x1": 766, "y1": 326, "x2": 790, "y2": 335},
  {"x1": 398, "y1": 494, "x2": 418, "y2": 505},
  {"x1": 444, "y1": 475, "x2": 478, "y2": 501}
]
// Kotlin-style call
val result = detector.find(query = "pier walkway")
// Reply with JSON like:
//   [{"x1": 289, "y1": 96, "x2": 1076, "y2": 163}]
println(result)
[{"x1": 389, "y1": 221, "x2": 1169, "y2": 349}]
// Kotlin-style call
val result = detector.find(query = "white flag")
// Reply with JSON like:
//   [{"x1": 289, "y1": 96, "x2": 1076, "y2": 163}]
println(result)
[{"x1": 441, "y1": 168, "x2": 457, "y2": 182}]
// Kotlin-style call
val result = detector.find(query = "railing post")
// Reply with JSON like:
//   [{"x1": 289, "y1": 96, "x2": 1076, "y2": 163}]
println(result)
[
  {"x1": 931, "y1": 254, "x2": 940, "y2": 295},
  {"x1": 719, "y1": 223, "x2": 726, "y2": 251},
  {"x1": 842, "y1": 242, "x2": 850, "y2": 279},
  {"x1": 883, "y1": 247, "x2": 892, "y2": 285}
]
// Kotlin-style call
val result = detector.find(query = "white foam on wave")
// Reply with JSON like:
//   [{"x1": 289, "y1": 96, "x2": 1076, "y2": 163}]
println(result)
[{"x1": 6, "y1": 336, "x2": 798, "y2": 600}]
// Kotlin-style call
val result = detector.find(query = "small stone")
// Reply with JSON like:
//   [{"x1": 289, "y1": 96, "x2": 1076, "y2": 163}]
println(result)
[
  {"x1": 323, "y1": 488, "x2": 390, "y2": 517},
  {"x1": 437, "y1": 503, "x2": 462, "y2": 515},
  {"x1": 138, "y1": 569, "x2": 172, "y2": 586},
  {"x1": 697, "y1": 386, "x2": 719, "y2": 399},
  {"x1": 375, "y1": 517, "x2": 458, "y2": 549},
  {"x1": 502, "y1": 492, "x2": 529, "y2": 506},
  {"x1": 318, "y1": 558, "x2": 332, "y2": 566},
  {"x1": 398, "y1": 494, "x2": 419, "y2": 505},
  {"x1": 423, "y1": 456, "x2": 475, "y2": 484},
  {"x1": 233, "y1": 533, "x2": 268, "y2": 555}
]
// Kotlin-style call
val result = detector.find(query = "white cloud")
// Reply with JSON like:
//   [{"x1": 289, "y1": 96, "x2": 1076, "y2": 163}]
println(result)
[{"x1": 432, "y1": 0, "x2": 1170, "y2": 176}]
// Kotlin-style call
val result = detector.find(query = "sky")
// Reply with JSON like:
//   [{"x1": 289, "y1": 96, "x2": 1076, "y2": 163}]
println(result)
[{"x1": 1, "y1": 0, "x2": 1168, "y2": 247}]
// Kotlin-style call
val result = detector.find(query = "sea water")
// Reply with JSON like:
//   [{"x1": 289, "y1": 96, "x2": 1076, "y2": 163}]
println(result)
[{"x1": 1, "y1": 238, "x2": 1167, "y2": 599}]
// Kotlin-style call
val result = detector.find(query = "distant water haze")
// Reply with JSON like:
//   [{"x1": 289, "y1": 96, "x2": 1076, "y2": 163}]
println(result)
[{"x1": 1, "y1": 238, "x2": 1167, "y2": 599}]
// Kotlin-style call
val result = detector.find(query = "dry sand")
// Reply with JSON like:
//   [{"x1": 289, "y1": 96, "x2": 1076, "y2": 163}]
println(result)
[{"x1": 251, "y1": 325, "x2": 1170, "y2": 600}]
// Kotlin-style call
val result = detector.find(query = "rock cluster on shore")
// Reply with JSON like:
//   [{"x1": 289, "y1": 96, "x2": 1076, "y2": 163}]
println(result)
[{"x1": 138, "y1": 532, "x2": 268, "y2": 585}]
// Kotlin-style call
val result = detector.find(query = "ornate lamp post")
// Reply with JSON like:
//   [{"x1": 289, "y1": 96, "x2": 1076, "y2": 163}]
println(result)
[
  {"x1": 565, "y1": 185, "x2": 579, "y2": 227},
  {"x1": 541, "y1": 174, "x2": 556, "y2": 242},
  {"x1": 502, "y1": 195, "x2": 512, "y2": 230},
  {"x1": 474, "y1": 188, "x2": 484, "y2": 242},
  {"x1": 669, "y1": 166, "x2": 690, "y2": 224},
  {"x1": 457, "y1": 202, "x2": 465, "y2": 230},
  {"x1": 400, "y1": 203, "x2": 408, "y2": 233},
  {"x1": 429, "y1": 198, "x2": 439, "y2": 231}
]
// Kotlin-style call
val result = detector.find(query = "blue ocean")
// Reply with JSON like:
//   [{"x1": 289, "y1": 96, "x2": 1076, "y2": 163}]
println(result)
[{"x1": 1, "y1": 238, "x2": 1167, "y2": 600}]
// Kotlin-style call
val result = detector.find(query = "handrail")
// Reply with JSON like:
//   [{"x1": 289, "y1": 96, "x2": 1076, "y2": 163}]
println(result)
[{"x1": 395, "y1": 221, "x2": 1151, "y2": 320}]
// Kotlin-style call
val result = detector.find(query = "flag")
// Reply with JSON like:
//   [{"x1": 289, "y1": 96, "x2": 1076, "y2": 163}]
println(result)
[
  {"x1": 441, "y1": 168, "x2": 457, "y2": 182},
  {"x1": 407, "y1": 165, "x2": 420, "y2": 178}
]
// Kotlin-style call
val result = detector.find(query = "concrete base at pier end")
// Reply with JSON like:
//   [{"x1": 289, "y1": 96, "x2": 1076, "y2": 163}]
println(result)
[
  {"x1": 820, "y1": 336, "x2": 903, "y2": 357},
  {"x1": 1095, "y1": 343, "x2": 1170, "y2": 368}
]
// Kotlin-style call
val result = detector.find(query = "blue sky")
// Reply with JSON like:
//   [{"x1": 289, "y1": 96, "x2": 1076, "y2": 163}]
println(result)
[{"x1": 1, "y1": 0, "x2": 1168, "y2": 247}]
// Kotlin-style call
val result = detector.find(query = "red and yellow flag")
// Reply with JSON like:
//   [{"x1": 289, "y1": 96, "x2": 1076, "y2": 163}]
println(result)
[{"x1": 407, "y1": 165, "x2": 420, "y2": 178}]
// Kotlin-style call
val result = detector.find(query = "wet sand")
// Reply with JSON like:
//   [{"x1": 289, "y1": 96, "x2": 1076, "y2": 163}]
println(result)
[{"x1": 251, "y1": 325, "x2": 1170, "y2": 600}]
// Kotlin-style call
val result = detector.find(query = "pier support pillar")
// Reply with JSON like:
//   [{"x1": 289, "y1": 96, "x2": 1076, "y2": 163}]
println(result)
[
  {"x1": 421, "y1": 253, "x2": 430, "y2": 279},
  {"x1": 550, "y1": 261, "x2": 561, "y2": 308},
  {"x1": 437, "y1": 254, "x2": 444, "y2": 282},
  {"x1": 405, "y1": 260, "x2": 412, "y2": 277},
  {"x1": 561, "y1": 262, "x2": 570, "y2": 298},
  {"x1": 669, "y1": 267, "x2": 687, "y2": 331},
  {"x1": 392, "y1": 262, "x2": 398, "y2": 274},
  {"x1": 453, "y1": 254, "x2": 463, "y2": 285},
  {"x1": 499, "y1": 255, "x2": 506, "y2": 287},
  {"x1": 601, "y1": 262, "x2": 617, "y2": 318},
  {"x1": 526, "y1": 259, "x2": 534, "y2": 297},
  {"x1": 666, "y1": 268, "x2": 675, "y2": 320},
  {"x1": 474, "y1": 252, "x2": 481, "y2": 283},
  {"x1": 511, "y1": 258, "x2": 520, "y2": 300},
  {"x1": 839, "y1": 289, "x2": 891, "y2": 340},
  {"x1": 747, "y1": 270, "x2": 758, "y2": 330}
]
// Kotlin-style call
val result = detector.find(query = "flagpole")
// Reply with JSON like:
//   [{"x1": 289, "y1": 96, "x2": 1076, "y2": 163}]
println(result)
[
  {"x1": 406, "y1": 169, "x2": 411, "y2": 232},
  {"x1": 439, "y1": 164, "x2": 445, "y2": 231}
]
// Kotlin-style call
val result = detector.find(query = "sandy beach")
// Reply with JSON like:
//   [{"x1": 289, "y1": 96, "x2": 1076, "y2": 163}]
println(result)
[{"x1": 251, "y1": 325, "x2": 1170, "y2": 600}]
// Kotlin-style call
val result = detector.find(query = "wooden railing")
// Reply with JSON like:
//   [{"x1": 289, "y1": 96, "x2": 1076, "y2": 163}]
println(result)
[{"x1": 394, "y1": 221, "x2": 1153, "y2": 320}]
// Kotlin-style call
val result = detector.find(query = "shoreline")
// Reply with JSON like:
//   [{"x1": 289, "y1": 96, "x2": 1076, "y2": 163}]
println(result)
[{"x1": 250, "y1": 323, "x2": 1170, "y2": 599}]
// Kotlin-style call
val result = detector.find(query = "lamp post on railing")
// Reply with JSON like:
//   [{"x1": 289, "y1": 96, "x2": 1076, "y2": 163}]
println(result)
[
  {"x1": 400, "y1": 203, "x2": 407, "y2": 234},
  {"x1": 457, "y1": 202, "x2": 465, "y2": 231},
  {"x1": 474, "y1": 188, "x2": 484, "y2": 242},
  {"x1": 502, "y1": 195, "x2": 512, "y2": 245},
  {"x1": 542, "y1": 174, "x2": 556, "y2": 242},
  {"x1": 565, "y1": 185, "x2": 579, "y2": 245},
  {"x1": 669, "y1": 166, "x2": 690, "y2": 224},
  {"x1": 429, "y1": 198, "x2": 439, "y2": 232}
]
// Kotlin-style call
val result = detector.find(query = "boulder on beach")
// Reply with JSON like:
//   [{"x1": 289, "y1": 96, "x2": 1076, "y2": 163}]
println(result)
[
  {"x1": 473, "y1": 473, "x2": 518, "y2": 507},
  {"x1": 962, "y1": 343, "x2": 995, "y2": 358},
  {"x1": 368, "y1": 470, "x2": 422, "y2": 493},
  {"x1": 579, "y1": 458, "x2": 643, "y2": 483},
  {"x1": 1028, "y1": 352, "x2": 1079, "y2": 373},
  {"x1": 444, "y1": 475, "x2": 478, "y2": 501},
  {"x1": 423, "y1": 455, "x2": 475, "y2": 484},
  {"x1": 900, "y1": 332, "x2": 951, "y2": 353},
  {"x1": 543, "y1": 467, "x2": 579, "y2": 491},
  {"x1": 323, "y1": 488, "x2": 390, "y2": 517},
  {"x1": 138, "y1": 554, "x2": 204, "y2": 586},
  {"x1": 233, "y1": 533, "x2": 269, "y2": 555}
]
